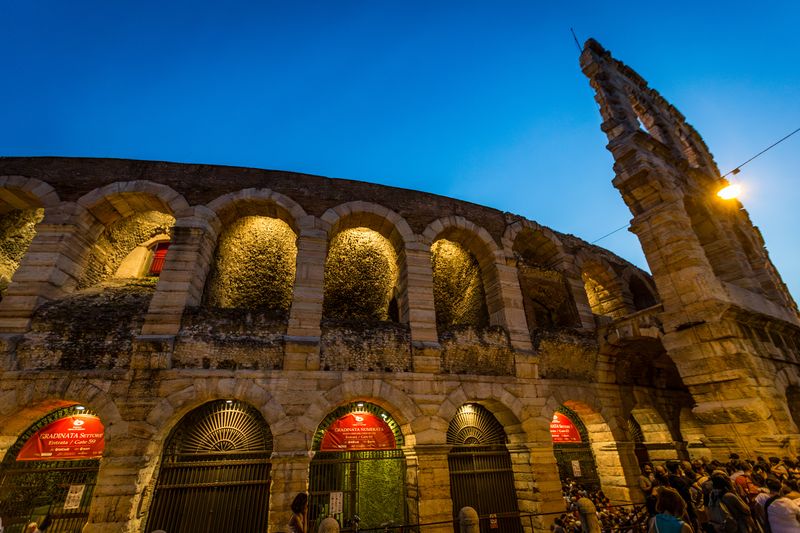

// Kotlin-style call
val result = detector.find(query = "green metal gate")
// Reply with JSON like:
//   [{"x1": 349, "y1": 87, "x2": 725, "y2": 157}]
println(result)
[
  {"x1": 309, "y1": 449, "x2": 408, "y2": 532},
  {"x1": 145, "y1": 400, "x2": 273, "y2": 533}
]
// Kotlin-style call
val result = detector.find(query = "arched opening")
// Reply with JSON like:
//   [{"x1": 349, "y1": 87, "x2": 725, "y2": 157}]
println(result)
[
  {"x1": 581, "y1": 266, "x2": 627, "y2": 320},
  {"x1": 205, "y1": 215, "x2": 298, "y2": 314},
  {"x1": 309, "y1": 402, "x2": 410, "y2": 532},
  {"x1": 512, "y1": 228, "x2": 579, "y2": 331},
  {"x1": 550, "y1": 405, "x2": 601, "y2": 490},
  {"x1": 0, "y1": 207, "x2": 44, "y2": 298},
  {"x1": 431, "y1": 239, "x2": 489, "y2": 329},
  {"x1": 447, "y1": 403, "x2": 523, "y2": 533},
  {"x1": 0, "y1": 404, "x2": 104, "y2": 532},
  {"x1": 145, "y1": 400, "x2": 273, "y2": 533},
  {"x1": 79, "y1": 210, "x2": 176, "y2": 290},
  {"x1": 323, "y1": 228, "x2": 399, "y2": 322},
  {"x1": 629, "y1": 275, "x2": 657, "y2": 311}
]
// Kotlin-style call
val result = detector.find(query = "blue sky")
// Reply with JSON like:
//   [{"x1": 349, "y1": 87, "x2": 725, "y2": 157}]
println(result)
[{"x1": 2, "y1": 1, "x2": 799, "y2": 299}]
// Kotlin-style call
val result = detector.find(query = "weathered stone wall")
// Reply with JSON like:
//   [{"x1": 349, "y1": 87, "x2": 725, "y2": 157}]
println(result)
[
  {"x1": 431, "y1": 239, "x2": 489, "y2": 328},
  {"x1": 205, "y1": 216, "x2": 297, "y2": 312},
  {"x1": 320, "y1": 320, "x2": 411, "y2": 372}
]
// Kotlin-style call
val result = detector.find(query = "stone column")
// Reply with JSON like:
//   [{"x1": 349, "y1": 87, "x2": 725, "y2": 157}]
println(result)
[
  {"x1": 591, "y1": 440, "x2": 642, "y2": 504},
  {"x1": 403, "y1": 242, "x2": 441, "y2": 373},
  {"x1": 285, "y1": 220, "x2": 327, "y2": 370},
  {"x1": 83, "y1": 455, "x2": 149, "y2": 533},
  {"x1": 135, "y1": 207, "x2": 219, "y2": 369},
  {"x1": 490, "y1": 263, "x2": 536, "y2": 378},
  {"x1": 268, "y1": 451, "x2": 311, "y2": 533},
  {"x1": 509, "y1": 443, "x2": 563, "y2": 533},
  {"x1": 413, "y1": 445, "x2": 454, "y2": 533}
]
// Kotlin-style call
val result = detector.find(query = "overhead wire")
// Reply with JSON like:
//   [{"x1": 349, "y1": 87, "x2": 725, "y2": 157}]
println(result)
[{"x1": 591, "y1": 125, "x2": 800, "y2": 244}]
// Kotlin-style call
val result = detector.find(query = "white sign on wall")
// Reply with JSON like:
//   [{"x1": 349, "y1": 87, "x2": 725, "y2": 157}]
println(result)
[
  {"x1": 64, "y1": 484, "x2": 85, "y2": 510},
  {"x1": 329, "y1": 491, "x2": 343, "y2": 515},
  {"x1": 571, "y1": 460, "x2": 582, "y2": 477}
]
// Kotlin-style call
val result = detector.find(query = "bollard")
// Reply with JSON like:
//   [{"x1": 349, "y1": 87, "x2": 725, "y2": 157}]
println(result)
[
  {"x1": 458, "y1": 506, "x2": 479, "y2": 533},
  {"x1": 318, "y1": 516, "x2": 341, "y2": 533}
]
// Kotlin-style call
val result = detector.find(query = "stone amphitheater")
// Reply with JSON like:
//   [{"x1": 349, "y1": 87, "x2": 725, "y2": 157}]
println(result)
[{"x1": 0, "y1": 40, "x2": 797, "y2": 533}]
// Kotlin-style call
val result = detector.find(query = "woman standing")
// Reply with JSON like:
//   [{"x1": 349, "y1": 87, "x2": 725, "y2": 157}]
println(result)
[
  {"x1": 288, "y1": 493, "x2": 308, "y2": 533},
  {"x1": 649, "y1": 487, "x2": 693, "y2": 533}
]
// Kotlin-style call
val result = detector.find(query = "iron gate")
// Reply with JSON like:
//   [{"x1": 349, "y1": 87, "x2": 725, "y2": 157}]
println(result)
[
  {"x1": 145, "y1": 400, "x2": 273, "y2": 533},
  {"x1": 448, "y1": 446, "x2": 524, "y2": 533},
  {"x1": 309, "y1": 450, "x2": 407, "y2": 532},
  {"x1": 0, "y1": 405, "x2": 101, "y2": 533}
]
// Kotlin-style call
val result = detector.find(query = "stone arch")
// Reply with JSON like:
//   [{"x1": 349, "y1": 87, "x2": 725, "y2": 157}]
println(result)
[
  {"x1": 70, "y1": 182, "x2": 189, "y2": 290},
  {"x1": 679, "y1": 407, "x2": 710, "y2": 459},
  {"x1": 437, "y1": 383, "x2": 525, "y2": 445},
  {"x1": 207, "y1": 188, "x2": 308, "y2": 235},
  {"x1": 423, "y1": 216, "x2": 504, "y2": 329},
  {"x1": 320, "y1": 202, "x2": 414, "y2": 323},
  {"x1": 506, "y1": 221, "x2": 580, "y2": 330},
  {"x1": 624, "y1": 269, "x2": 659, "y2": 311},
  {"x1": 0, "y1": 175, "x2": 60, "y2": 212},
  {"x1": 300, "y1": 378, "x2": 422, "y2": 448},
  {"x1": 203, "y1": 191, "x2": 304, "y2": 313},
  {"x1": 543, "y1": 391, "x2": 639, "y2": 502},
  {"x1": 0, "y1": 380, "x2": 124, "y2": 462},
  {"x1": 578, "y1": 253, "x2": 630, "y2": 320}
]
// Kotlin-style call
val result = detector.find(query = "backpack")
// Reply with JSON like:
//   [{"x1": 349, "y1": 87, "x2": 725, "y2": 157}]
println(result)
[{"x1": 707, "y1": 492, "x2": 738, "y2": 533}]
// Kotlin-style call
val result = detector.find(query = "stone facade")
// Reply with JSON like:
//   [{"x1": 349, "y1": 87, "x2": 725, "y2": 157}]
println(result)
[{"x1": 0, "y1": 40, "x2": 797, "y2": 533}]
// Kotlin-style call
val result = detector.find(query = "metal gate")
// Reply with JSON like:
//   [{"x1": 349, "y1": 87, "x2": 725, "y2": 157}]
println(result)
[
  {"x1": 552, "y1": 406, "x2": 601, "y2": 490},
  {"x1": 0, "y1": 406, "x2": 100, "y2": 533},
  {"x1": 145, "y1": 400, "x2": 273, "y2": 533},
  {"x1": 447, "y1": 404, "x2": 523, "y2": 533},
  {"x1": 309, "y1": 449, "x2": 408, "y2": 532}
]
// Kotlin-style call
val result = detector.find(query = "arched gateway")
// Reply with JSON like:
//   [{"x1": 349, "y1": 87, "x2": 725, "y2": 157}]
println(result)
[
  {"x1": 309, "y1": 402, "x2": 410, "y2": 532},
  {"x1": 0, "y1": 405, "x2": 104, "y2": 533},
  {"x1": 447, "y1": 403, "x2": 523, "y2": 533},
  {"x1": 145, "y1": 400, "x2": 273, "y2": 533}
]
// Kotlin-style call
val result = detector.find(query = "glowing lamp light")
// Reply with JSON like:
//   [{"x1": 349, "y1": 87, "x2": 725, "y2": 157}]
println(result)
[
  {"x1": 717, "y1": 183, "x2": 742, "y2": 200},
  {"x1": 225, "y1": 400, "x2": 233, "y2": 404},
  {"x1": 75, "y1": 406, "x2": 86, "y2": 411}
]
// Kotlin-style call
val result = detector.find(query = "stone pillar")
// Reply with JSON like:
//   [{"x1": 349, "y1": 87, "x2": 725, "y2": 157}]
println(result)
[
  {"x1": 413, "y1": 445, "x2": 454, "y2": 533},
  {"x1": 285, "y1": 221, "x2": 327, "y2": 370},
  {"x1": 268, "y1": 451, "x2": 311, "y2": 533},
  {"x1": 0, "y1": 204, "x2": 93, "y2": 333},
  {"x1": 591, "y1": 441, "x2": 642, "y2": 504},
  {"x1": 83, "y1": 456, "x2": 148, "y2": 533},
  {"x1": 524, "y1": 443, "x2": 565, "y2": 533},
  {"x1": 403, "y1": 243, "x2": 441, "y2": 373}
]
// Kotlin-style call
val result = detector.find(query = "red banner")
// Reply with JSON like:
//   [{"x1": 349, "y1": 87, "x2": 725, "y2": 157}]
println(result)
[
  {"x1": 17, "y1": 414, "x2": 105, "y2": 461},
  {"x1": 550, "y1": 412, "x2": 582, "y2": 444},
  {"x1": 320, "y1": 412, "x2": 396, "y2": 451}
]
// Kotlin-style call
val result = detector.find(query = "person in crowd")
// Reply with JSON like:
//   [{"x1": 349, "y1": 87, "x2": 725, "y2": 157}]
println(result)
[
  {"x1": 708, "y1": 473, "x2": 756, "y2": 533},
  {"x1": 755, "y1": 477, "x2": 800, "y2": 533},
  {"x1": 641, "y1": 463, "x2": 659, "y2": 516},
  {"x1": 649, "y1": 487, "x2": 694, "y2": 533},
  {"x1": 288, "y1": 492, "x2": 308, "y2": 533},
  {"x1": 666, "y1": 460, "x2": 699, "y2": 530},
  {"x1": 570, "y1": 489, "x2": 602, "y2": 533}
]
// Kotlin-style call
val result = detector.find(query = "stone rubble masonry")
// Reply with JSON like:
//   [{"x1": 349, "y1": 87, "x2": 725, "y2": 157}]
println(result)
[{"x1": 0, "y1": 39, "x2": 796, "y2": 533}]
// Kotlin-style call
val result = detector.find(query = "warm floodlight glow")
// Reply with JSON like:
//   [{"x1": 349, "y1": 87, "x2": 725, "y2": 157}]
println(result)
[{"x1": 717, "y1": 183, "x2": 742, "y2": 200}]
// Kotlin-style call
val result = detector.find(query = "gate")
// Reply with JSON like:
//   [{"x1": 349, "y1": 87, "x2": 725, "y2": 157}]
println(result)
[
  {"x1": 447, "y1": 404, "x2": 523, "y2": 533},
  {"x1": 0, "y1": 406, "x2": 101, "y2": 533},
  {"x1": 145, "y1": 400, "x2": 273, "y2": 533},
  {"x1": 309, "y1": 449, "x2": 407, "y2": 532},
  {"x1": 551, "y1": 406, "x2": 601, "y2": 490}
]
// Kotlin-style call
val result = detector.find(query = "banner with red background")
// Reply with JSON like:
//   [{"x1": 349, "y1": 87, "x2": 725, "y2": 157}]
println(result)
[
  {"x1": 320, "y1": 412, "x2": 396, "y2": 451},
  {"x1": 17, "y1": 414, "x2": 105, "y2": 461},
  {"x1": 549, "y1": 412, "x2": 582, "y2": 444}
]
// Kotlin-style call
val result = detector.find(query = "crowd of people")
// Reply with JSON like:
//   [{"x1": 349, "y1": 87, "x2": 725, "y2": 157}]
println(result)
[{"x1": 553, "y1": 455, "x2": 800, "y2": 532}]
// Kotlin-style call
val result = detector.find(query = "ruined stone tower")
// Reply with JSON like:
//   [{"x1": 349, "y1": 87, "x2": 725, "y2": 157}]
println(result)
[{"x1": 581, "y1": 39, "x2": 800, "y2": 456}]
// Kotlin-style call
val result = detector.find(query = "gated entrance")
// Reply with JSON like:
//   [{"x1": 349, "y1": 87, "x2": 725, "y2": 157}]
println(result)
[
  {"x1": 447, "y1": 403, "x2": 523, "y2": 533},
  {"x1": 308, "y1": 402, "x2": 410, "y2": 532},
  {"x1": 145, "y1": 400, "x2": 273, "y2": 533},
  {"x1": 551, "y1": 405, "x2": 601, "y2": 490},
  {"x1": 0, "y1": 405, "x2": 103, "y2": 533}
]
